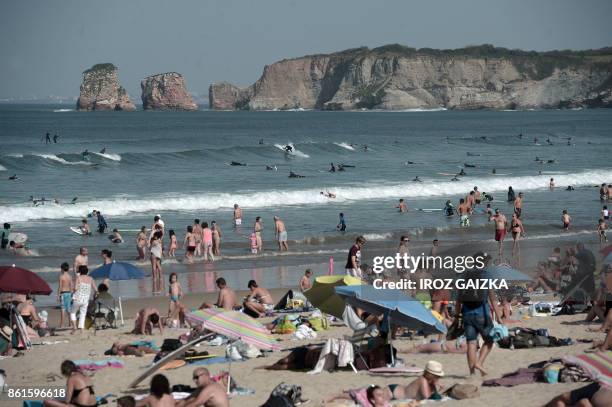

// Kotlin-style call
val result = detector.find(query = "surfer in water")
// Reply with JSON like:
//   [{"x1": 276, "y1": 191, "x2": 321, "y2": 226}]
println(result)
[
  {"x1": 492, "y1": 168, "x2": 497, "y2": 174},
  {"x1": 82, "y1": 149, "x2": 90, "y2": 161},
  {"x1": 451, "y1": 176, "x2": 460, "y2": 181},
  {"x1": 258, "y1": 138, "x2": 264, "y2": 145},
  {"x1": 45, "y1": 132, "x2": 51, "y2": 144},
  {"x1": 100, "y1": 148, "x2": 106, "y2": 154},
  {"x1": 289, "y1": 171, "x2": 305, "y2": 178},
  {"x1": 53, "y1": 134, "x2": 59, "y2": 143},
  {"x1": 458, "y1": 169, "x2": 466, "y2": 176},
  {"x1": 284, "y1": 145, "x2": 293, "y2": 153},
  {"x1": 444, "y1": 200, "x2": 455, "y2": 217},
  {"x1": 265, "y1": 165, "x2": 277, "y2": 171},
  {"x1": 329, "y1": 162, "x2": 336, "y2": 172},
  {"x1": 230, "y1": 161, "x2": 246, "y2": 166},
  {"x1": 412, "y1": 176, "x2": 422, "y2": 182},
  {"x1": 8, "y1": 174, "x2": 19, "y2": 181},
  {"x1": 321, "y1": 191, "x2": 336, "y2": 198},
  {"x1": 79, "y1": 219, "x2": 92, "y2": 235}
]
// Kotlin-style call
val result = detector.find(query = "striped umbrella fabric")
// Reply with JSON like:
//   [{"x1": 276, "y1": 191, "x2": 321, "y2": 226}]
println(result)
[
  {"x1": 563, "y1": 351, "x2": 611, "y2": 387},
  {"x1": 186, "y1": 309, "x2": 280, "y2": 351}
]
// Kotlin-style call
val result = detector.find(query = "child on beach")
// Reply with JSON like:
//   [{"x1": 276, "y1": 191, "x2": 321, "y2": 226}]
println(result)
[
  {"x1": 167, "y1": 273, "x2": 184, "y2": 327},
  {"x1": 250, "y1": 232, "x2": 258, "y2": 254},
  {"x1": 168, "y1": 230, "x2": 177, "y2": 257},
  {"x1": 597, "y1": 219, "x2": 608, "y2": 245},
  {"x1": 602, "y1": 205, "x2": 609, "y2": 220},
  {"x1": 109, "y1": 228, "x2": 123, "y2": 243},
  {"x1": 562, "y1": 210, "x2": 571, "y2": 231}
]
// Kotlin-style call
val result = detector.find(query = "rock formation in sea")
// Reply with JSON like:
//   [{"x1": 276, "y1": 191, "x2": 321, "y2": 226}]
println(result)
[
  {"x1": 209, "y1": 44, "x2": 612, "y2": 110},
  {"x1": 141, "y1": 72, "x2": 198, "y2": 111},
  {"x1": 77, "y1": 63, "x2": 136, "y2": 111}
]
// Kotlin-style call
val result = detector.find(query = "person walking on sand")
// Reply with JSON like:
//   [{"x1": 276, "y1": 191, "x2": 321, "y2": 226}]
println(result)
[
  {"x1": 562, "y1": 209, "x2": 571, "y2": 231},
  {"x1": 345, "y1": 236, "x2": 365, "y2": 278},
  {"x1": 490, "y1": 209, "x2": 507, "y2": 256},
  {"x1": 202, "y1": 222, "x2": 214, "y2": 261},
  {"x1": 58, "y1": 262, "x2": 73, "y2": 328},
  {"x1": 211, "y1": 221, "x2": 222, "y2": 256},
  {"x1": 455, "y1": 258, "x2": 501, "y2": 377},
  {"x1": 510, "y1": 213, "x2": 525, "y2": 256},
  {"x1": 274, "y1": 216, "x2": 288, "y2": 251},
  {"x1": 70, "y1": 266, "x2": 97, "y2": 335},
  {"x1": 233, "y1": 204, "x2": 242, "y2": 226},
  {"x1": 254, "y1": 217, "x2": 263, "y2": 253}
]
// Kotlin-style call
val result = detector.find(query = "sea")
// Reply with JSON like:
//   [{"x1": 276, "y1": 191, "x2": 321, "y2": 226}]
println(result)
[{"x1": 0, "y1": 105, "x2": 610, "y2": 305}]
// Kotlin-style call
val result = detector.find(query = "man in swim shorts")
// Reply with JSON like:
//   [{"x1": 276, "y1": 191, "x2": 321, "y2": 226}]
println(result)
[
  {"x1": 58, "y1": 262, "x2": 73, "y2": 328},
  {"x1": 458, "y1": 199, "x2": 470, "y2": 227},
  {"x1": 491, "y1": 209, "x2": 508, "y2": 256},
  {"x1": 514, "y1": 192, "x2": 524, "y2": 218},
  {"x1": 274, "y1": 216, "x2": 288, "y2": 251}
]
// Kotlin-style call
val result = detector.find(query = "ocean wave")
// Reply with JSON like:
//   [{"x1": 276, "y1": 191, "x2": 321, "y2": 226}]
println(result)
[
  {"x1": 92, "y1": 152, "x2": 121, "y2": 161},
  {"x1": 35, "y1": 154, "x2": 92, "y2": 166},
  {"x1": 273, "y1": 143, "x2": 310, "y2": 158},
  {"x1": 1, "y1": 169, "x2": 610, "y2": 222},
  {"x1": 333, "y1": 142, "x2": 355, "y2": 151},
  {"x1": 363, "y1": 232, "x2": 393, "y2": 241},
  {"x1": 53, "y1": 109, "x2": 75, "y2": 112}
]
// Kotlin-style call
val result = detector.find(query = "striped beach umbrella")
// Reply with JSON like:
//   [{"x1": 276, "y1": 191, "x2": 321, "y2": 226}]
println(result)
[{"x1": 185, "y1": 309, "x2": 280, "y2": 351}]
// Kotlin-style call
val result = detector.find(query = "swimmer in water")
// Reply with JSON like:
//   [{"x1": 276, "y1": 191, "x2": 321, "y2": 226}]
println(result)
[
  {"x1": 82, "y1": 149, "x2": 90, "y2": 160},
  {"x1": 289, "y1": 171, "x2": 305, "y2": 178},
  {"x1": 321, "y1": 191, "x2": 336, "y2": 199},
  {"x1": 265, "y1": 165, "x2": 277, "y2": 171},
  {"x1": 492, "y1": 168, "x2": 497, "y2": 174},
  {"x1": 458, "y1": 169, "x2": 466, "y2": 176},
  {"x1": 258, "y1": 138, "x2": 264, "y2": 145},
  {"x1": 412, "y1": 176, "x2": 422, "y2": 182},
  {"x1": 329, "y1": 162, "x2": 336, "y2": 172},
  {"x1": 100, "y1": 148, "x2": 106, "y2": 154},
  {"x1": 9, "y1": 174, "x2": 18, "y2": 180}
]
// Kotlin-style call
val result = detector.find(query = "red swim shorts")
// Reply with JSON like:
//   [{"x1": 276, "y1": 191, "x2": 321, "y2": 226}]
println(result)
[{"x1": 495, "y1": 229, "x2": 506, "y2": 242}]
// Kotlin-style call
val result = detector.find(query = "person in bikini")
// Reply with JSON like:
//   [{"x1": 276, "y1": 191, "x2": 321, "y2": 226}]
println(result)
[
  {"x1": 243, "y1": 280, "x2": 274, "y2": 318},
  {"x1": 43, "y1": 360, "x2": 97, "y2": 407},
  {"x1": 510, "y1": 212, "x2": 525, "y2": 255},
  {"x1": 183, "y1": 226, "x2": 196, "y2": 263}
]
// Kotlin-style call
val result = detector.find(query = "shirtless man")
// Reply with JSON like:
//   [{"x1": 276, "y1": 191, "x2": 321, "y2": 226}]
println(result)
[
  {"x1": 457, "y1": 198, "x2": 470, "y2": 227},
  {"x1": 73, "y1": 247, "x2": 88, "y2": 274},
  {"x1": 387, "y1": 361, "x2": 444, "y2": 401},
  {"x1": 177, "y1": 368, "x2": 229, "y2": 407},
  {"x1": 254, "y1": 217, "x2": 263, "y2": 253},
  {"x1": 514, "y1": 192, "x2": 524, "y2": 218},
  {"x1": 132, "y1": 307, "x2": 163, "y2": 335},
  {"x1": 562, "y1": 210, "x2": 571, "y2": 231},
  {"x1": 101, "y1": 249, "x2": 112, "y2": 265},
  {"x1": 193, "y1": 219, "x2": 203, "y2": 257},
  {"x1": 490, "y1": 209, "x2": 508, "y2": 256},
  {"x1": 397, "y1": 199, "x2": 407, "y2": 213},
  {"x1": 79, "y1": 219, "x2": 91, "y2": 235},
  {"x1": 233, "y1": 204, "x2": 242, "y2": 226},
  {"x1": 299, "y1": 269, "x2": 313, "y2": 292},
  {"x1": 466, "y1": 191, "x2": 476, "y2": 212},
  {"x1": 200, "y1": 278, "x2": 237, "y2": 310},
  {"x1": 274, "y1": 216, "x2": 288, "y2": 251},
  {"x1": 473, "y1": 187, "x2": 482, "y2": 205},
  {"x1": 58, "y1": 262, "x2": 73, "y2": 328},
  {"x1": 243, "y1": 280, "x2": 274, "y2": 318},
  {"x1": 549, "y1": 178, "x2": 555, "y2": 190}
]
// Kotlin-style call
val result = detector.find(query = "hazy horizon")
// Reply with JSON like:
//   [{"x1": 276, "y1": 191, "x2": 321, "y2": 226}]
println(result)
[{"x1": 1, "y1": 0, "x2": 611, "y2": 100}]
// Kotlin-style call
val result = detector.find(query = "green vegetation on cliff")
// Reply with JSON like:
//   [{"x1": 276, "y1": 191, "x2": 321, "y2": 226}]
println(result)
[{"x1": 83, "y1": 63, "x2": 117, "y2": 75}]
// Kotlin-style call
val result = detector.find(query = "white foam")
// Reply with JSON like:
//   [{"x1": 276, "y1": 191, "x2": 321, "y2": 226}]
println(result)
[
  {"x1": 35, "y1": 154, "x2": 92, "y2": 165},
  {"x1": 273, "y1": 143, "x2": 310, "y2": 158},
  {"x1": 6, "y1": 154, "x2": 24, "y2": 158},
  {"x1": 0, "y1": 164, "x2": 6, "y2": 171},
  {"x1": 1, "y1": 169, "x2": 610, "y2": 222},
  {"x1": 333, "y1": 142, "x2": 355, "y2": 151},
  {"x1": 93, "y1": 152, "x2": 121, "y2": 161},
  {"x1": 53, "y1": 109, "x2": 74, "y2": 112},
  {"x1": 363, "y1": 232, "x2": 393, "y2": 241}
]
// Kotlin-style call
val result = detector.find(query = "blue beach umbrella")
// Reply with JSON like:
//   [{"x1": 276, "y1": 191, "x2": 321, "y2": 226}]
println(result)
[
  {"x1": 90, "y1": 261, "x2": 146, "y2": 281},
  {"x1": 334, "y1": 285, "x2": 447, "y2": 335},
  {"x1": 482, "y1": 263, "x2": 532, "y2": 281}
]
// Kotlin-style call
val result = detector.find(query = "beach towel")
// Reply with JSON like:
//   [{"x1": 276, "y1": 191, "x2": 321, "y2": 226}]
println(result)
[
  {"x1": 74, "y1": 358, "x2": 124, "y2": 371},
  {"x1": 130, "y1": 340, "x2": 159, "y2": 351},
  {"x1": 562, "y1": 351, "x2": 612, "y2": 387},
  {"x1": 308, "y1": 338, "x2": 354, "y2": 374},
  {"x1": 482, "y1": 368, "x2": 542, "y2": 387},
  {"x1": 188, "y1": 356, "x2": 243, "y2": 366}
]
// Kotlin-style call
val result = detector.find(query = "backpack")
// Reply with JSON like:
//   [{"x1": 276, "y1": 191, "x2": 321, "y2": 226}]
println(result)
[{"x1": 161, "y1": 338, "x2": 182, "y2": 352}]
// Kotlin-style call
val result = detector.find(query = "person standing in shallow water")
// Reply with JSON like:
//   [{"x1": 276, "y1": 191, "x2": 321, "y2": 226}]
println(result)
[
  {"x1": 211, "y1": 221, "x2": 222, "y2": 256},
  {"x1": 274, "y1": 216, "x2": 288, "y2": 251},
  {"x1": 254, "y1": 217, "x2": 263, "y2": 253},
  {"x1": 136, "y1": 226, "x2": 147, "y2": 261}
]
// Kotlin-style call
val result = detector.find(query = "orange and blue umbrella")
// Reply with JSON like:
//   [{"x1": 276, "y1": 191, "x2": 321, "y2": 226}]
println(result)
[{"x1": 186, "y1": 308, "x2": 280, "y2": 351}]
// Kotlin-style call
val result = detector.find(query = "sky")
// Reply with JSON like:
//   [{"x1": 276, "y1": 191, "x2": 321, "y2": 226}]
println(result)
[{"x1": 1, "y1": 0, "x2": 611, "y2": 100}]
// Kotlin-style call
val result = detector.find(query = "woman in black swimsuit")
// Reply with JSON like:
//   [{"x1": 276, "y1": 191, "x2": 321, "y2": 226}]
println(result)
[
  {"x1": 43, "y1": 360, "x2": 97, "y2": 407},
  {"x1": 510, "y1": 213, "x2": 525, "y2": 256}
]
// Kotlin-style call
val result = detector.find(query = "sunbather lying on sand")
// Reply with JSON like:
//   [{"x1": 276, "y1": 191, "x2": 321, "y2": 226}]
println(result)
[
  {"x1": 325, "y1": 361, "x2": 444, "y2": 405},
  {"x1": 408, "y1": 337, "x2": 467, "y2": 354},
  {"x1": 106, "y1": 342, "x2": 158, "y2": 357}
]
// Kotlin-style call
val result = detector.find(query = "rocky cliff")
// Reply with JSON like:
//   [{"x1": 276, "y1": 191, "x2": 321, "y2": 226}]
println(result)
[
  {"x1": 210, "y1": 45, "x2": 612, "y2": 110},
  {"x1": 141, "y1": 73, "x2": 198, "y2": 111},
  {"x1": 77, "y1": 63, "x2": 135, "y2": 111}
]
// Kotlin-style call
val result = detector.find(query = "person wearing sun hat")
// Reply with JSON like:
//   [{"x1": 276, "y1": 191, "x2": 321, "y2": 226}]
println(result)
[
  {"x1": 0, "y1": 326, "x2": 13, "y2": 355},
  {"x1": 400, "y1": 360, "x2": 445, "y2": 401}
]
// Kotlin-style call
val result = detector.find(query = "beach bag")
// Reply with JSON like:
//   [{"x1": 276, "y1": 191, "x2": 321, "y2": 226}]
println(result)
[
  {"x1": 268, "y1": 383, "x2": 303, "y2": 406},
  {"x1": 534, "y1": 335, "x2": 550, "y2": 347},
  {"x1": 446, "y1": 317, "x2": 464, "y2": 340},
  {"x1": 448, "y1": 383, "x2": 479, "y2": 400},
  {"x1": 512, "y1": 331, "x2": 536, "y2": 348},
  {"x1": 308, "y1": 317, "x2": 329, "y2": 331},
  {"x1": 276, "y1": 316, "x2": 297, "y2": 334},
  {"x1": 161, "y1": 339, "x2": 182, "y2": 352}
]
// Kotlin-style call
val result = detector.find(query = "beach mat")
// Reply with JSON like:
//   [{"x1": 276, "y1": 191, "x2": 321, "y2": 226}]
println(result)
[
  {"x1": 188, "y1": 356, "x2": 242, "y2": 366},
  {"x1": 563, "y1": 351, "x2": 612, "y2": 387}
]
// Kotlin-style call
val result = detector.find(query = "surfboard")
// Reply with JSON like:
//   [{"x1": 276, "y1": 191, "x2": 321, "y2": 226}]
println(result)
[
  {"x1": 70, "y1": 226, "x2": 90, "y2": 235},
  {"x1": 7, "y1": 232, "x2": 27, "y2": 244}
]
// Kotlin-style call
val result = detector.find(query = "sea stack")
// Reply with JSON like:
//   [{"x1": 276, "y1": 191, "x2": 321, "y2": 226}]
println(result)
[
  {"x1": 141, "y1": 72, "x2": 198, "y2": 111},
  {"x1": 76, "y1": 63, "x2": 136, "y2": 111}
]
